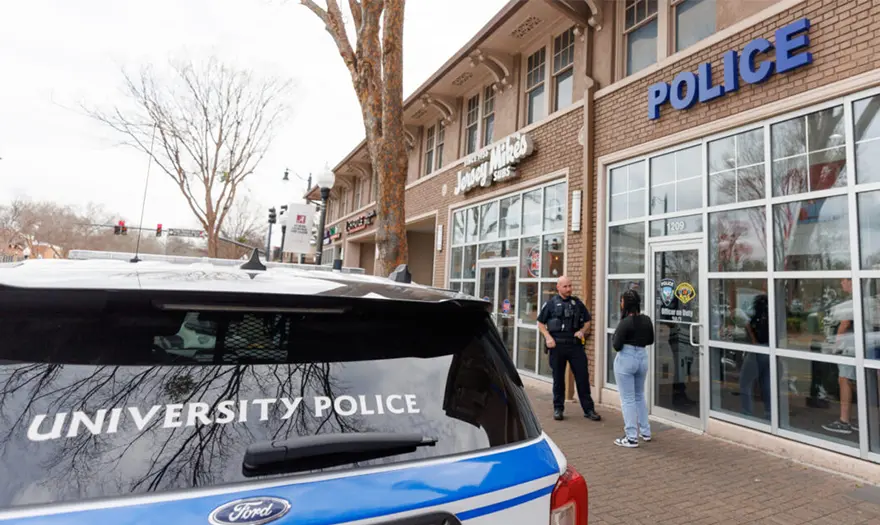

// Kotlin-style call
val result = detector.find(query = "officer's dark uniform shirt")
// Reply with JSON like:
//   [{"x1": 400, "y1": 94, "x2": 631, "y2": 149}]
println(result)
[{"x1": 537, "y1": 294, "x2": 591, "y2": 345}]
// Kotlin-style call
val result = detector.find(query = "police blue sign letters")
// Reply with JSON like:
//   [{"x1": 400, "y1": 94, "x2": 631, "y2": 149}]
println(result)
[{"x1": 647, "y1": 18, "x2": 813, "y2": 120}]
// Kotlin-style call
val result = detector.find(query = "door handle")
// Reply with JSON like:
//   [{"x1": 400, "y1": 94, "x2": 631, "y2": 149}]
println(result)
[{"x1": 689, "y1": 323, "x2": 701, "y2": 346}]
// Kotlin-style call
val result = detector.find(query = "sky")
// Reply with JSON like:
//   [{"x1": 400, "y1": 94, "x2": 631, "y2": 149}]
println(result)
[{"x1": 0, "y1": 0, "x2": 509, "y2": 237}]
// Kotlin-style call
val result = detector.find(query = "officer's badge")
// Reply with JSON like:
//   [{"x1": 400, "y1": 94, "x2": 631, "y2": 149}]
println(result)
[
  {"x1": 660, "y1": 278, "x2": 675, "y2": 306},
  {"x1": 674, "y1": 282, "x2": 696, "y2": 304}
]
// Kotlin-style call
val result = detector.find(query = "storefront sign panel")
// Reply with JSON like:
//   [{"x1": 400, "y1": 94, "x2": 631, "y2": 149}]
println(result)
[
  {"x1": 453, "y1": 132, "x2": 535, "y2": 195},
  {"x1": 346, "y1": 210, "x2": 377, "y2": 233},
  {"x1": 282, "y1": 203, "x2": 316, "y2": 254},
  {"x1": 647, "y1": 17, "x2": 813, "y2": 120}
]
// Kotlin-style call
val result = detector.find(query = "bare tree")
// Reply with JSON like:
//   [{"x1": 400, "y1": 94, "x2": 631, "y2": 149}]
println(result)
[
  {"x1": 85, "y1": 57, "x2": 292, "y2": 257},
  {"x1": 217, "y1": 191, "x2": 268, "y2": 259},
  {"x1": 300, "y1": 0, "x2": 408, "y2": 275}
]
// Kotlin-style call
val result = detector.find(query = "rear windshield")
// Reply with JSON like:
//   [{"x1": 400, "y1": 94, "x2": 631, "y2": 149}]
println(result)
[{"x1": 0, "y1": 289, "x2": 540, "y2": 509}]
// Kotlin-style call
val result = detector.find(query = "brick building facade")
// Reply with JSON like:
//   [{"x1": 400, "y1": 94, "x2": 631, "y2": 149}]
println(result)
[{"x1": 306, "y1": 0, "x2": 880, "y2": 476}]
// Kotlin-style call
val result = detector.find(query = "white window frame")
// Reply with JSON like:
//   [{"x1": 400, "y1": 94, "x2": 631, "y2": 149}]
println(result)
[
  {"x1": 601, "y1": 85, "x2": 880, "y2": 463},
  {"x1": 552, "y1": 27, "x2": 576, "y2": 113}
]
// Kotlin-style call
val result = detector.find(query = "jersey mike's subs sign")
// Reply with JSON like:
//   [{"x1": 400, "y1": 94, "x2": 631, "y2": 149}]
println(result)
[{"x1": 453, "y1": 132, "x2": 535, "y2": 196}]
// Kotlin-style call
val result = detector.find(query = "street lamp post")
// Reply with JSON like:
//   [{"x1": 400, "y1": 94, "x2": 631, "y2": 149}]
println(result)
[{"x1": 313, "y1": 164, "x2": 336, "y2": 266}]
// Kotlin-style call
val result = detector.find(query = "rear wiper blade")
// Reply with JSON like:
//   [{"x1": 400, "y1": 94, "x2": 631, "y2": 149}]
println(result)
[{"x1": 242, "y1": 432, "x2": 438, "y2": 477}]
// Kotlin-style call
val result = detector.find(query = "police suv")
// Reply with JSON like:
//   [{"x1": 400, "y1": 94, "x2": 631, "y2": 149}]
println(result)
[{"x1": 0, "y1": 250, "x2": 588, "y2": 525}]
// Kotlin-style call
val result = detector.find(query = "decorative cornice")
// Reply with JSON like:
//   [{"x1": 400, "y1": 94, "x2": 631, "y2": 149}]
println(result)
[
  {"x1": 468, "y1": 48, "x2": 514, "y2": 93},
  {"x1": 403, "y1": 125, "x2": 419, "y2": 150},
  {"x1": 420, "y1": 94, "x2": 457, "y2": 124}
]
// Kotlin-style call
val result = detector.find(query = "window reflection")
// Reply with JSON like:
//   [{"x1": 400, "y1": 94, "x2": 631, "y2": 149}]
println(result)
[
  {"x1": 865, "y1": 369, "x2": 880, "y2": 453},
  {"x1": 708, "y1": 128, "x2": 765, "y2": 206},
  {"x1": 609, "y1": 223, "x2": 645, "y2": 274},
  {"x1": 650, "y1": 145, "x2": 703, "y2": 214},
  {"x1": 773, "y1": 195, "x2": 850, "y2": 271},
  {"x1": 453, "y1": 211, "x2": 465, "y2": 244},
  {"x1": 499, "y1": 195, "x2": 522, "y2": 238},
  {"x1": 466, "y1": 207, "x2": 480, "y2": 243},
  {"x1": 771, "y1": 106, "x2": 847, "y2": 196},
  {"x1": 517, "y1": 328, "x2": 537, "y2": 372},
  {"x1": 478, "y1": 240, "x2": 518, "y2": 259},
  {"x1": 711, "y1": 348, "x2": 771, "y2": 424},
  {"x1": 451, "y1": 247, "x2": 463, "y2": 279},
  {"x1": 462, "y1": 245, "x2": 477, "y2": 279},
  {"x1": 778, "y1": 355, "x2": 860, "y2": 446},
  {"x1": 609, "y1": 161, "x2": 646, "y2": 221},
  {"x1": 858, "y1": 190, "x2": 880, "y2": 270},
  {"x1": 520, "y1": 236, "x2": 541, "y2": 279},
  {"x1": 709, "y1": 280, "x2": 768, "y2": 345},
  {"x1": 775, "y1": 278, "x2": 854, "y2": 355},
  {"x1": 479, "y1": 201, "x2": 499, "y2": 242},
  {"x1": 608, "y1": 279, "x2": 645, "y2": 329},
  {"x1": 543, "y1": 183, "x2": 565, "y2": 232},
  {"x1": 606, "y1": 333, "x2": 617, "y2": 385},
  {"x1": 518, "y1": 282, "x2": 539, "y2": 324},
  {"x1": 854, "y1": 94, "x2": 880, "y2": 184},
  {"x1": 542, "y1": 234, "x2": 564, "y2": 279},
  {"x1": 522, "y1": 189, "x2": 542, "y2": 235},
  {"x1": 709, "y1": 207, "x2": 767, "y2": 271},
  {"x1": 864, "y1": 279, "x2": 880, "y2": 361}
]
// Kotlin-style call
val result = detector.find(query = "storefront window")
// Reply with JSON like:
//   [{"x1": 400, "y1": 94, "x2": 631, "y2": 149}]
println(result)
[
  {"x1": 710, "y1": 347, "x2": 771, "y2": 424},
  {"x1": 450, "y1": 180, "x2": 567, "y2": 377},
  {"x1": 605, "y1": 89, "x2": 880, "y2": 461},
  {"x1": 864, "y1": 279, "x2": 880, "y2": 361},
  {"x1": 500, "y1": 195, "x2": 522, "y2": 238},
  {"x1": 607, "y1": 279, "x2": 645, "y2": 329},
  {"x1": 522, "y1": 189, "x2": 543, "y2": 236},
  {"x1": 708, "y1": 128, "x2": 765, "y2": 205},
  {"x1": 708, "y1": 207, "x2": 767, "y2": 271},
  {"x1": 480, "y1": 201, "x2": 499, "y2": 241},
  {"x1": 543, "y1": 183, "x2": 566, "y2": 232},
  {"x1": 708, "y1": 279, "x2": 768, "y2": 345},
  {"x1": 542, "y1": 234, "x2": 564, "y2": 279},
  {"x1": 650, "y1": 145, "x2": 702, "y2": 214},
  {"x1": 610, "y1": 161, "x2": 646, "y2": 222},
  {"x1": 778, "y1": 355, "x2": 860, "y2": 447},
  {"x1": 774, "y1": 278, "x2": 854, "y2": 354},
  {"x1": 858, "y1": 190, "x2": 880, "y2": 269},
  {"x1": 853, "y1": 94, "x2": 880, "y2": 185},
  {"x1": 452, "y1": 211, "x2": 465, "y2": 244},
  {"x1": 773, "y1": 195, "x2": 850, "y2": 271},
  {"x1": 771, "y1": 106, "x2": 846, "y2": 197},
  {"x1": 608, "y1": 223, "x2": 645, "y2": 274}
]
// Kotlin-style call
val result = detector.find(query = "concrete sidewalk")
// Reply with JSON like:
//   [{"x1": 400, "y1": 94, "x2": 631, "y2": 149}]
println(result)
[{"x1": 526, "y1": 384, "x2": 880, "y2": 525}]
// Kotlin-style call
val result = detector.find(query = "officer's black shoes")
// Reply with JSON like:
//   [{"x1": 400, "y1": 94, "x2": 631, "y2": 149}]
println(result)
[
  {"x1": 553, "y1": 409, "x2": 564, "y2": 421},
  {"x1": 584, "y1": 410, "x2": 601, "y2": 421}
]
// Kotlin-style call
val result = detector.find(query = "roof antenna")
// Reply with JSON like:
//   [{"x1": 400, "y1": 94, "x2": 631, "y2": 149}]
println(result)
[
  {"x1": 240, "y1": 248, "x2": 267, "y2": 271},
  {"x1": 130, "y1": 123, "x2": 158, "y2": 263}
]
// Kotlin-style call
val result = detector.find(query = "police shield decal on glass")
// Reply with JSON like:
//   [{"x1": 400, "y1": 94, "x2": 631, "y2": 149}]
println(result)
[
  {"x1": 209, "y1": 497, "x2": 291, "y2": 525},
  {"x1": 674, "y1": 282, "x2": 696, "y2": 305},
  {"x1": 660, "y1": 278, "x2": 676, "y2": 307}
]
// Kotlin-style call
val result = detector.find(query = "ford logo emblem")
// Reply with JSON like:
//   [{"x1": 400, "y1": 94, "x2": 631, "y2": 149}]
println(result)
[{"x1": 209, "y1": 497, "x2": 291, "y2": 525}]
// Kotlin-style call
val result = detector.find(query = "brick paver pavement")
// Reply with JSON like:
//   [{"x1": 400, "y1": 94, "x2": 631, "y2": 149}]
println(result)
[{"x1": 526, "y1": 385, "x2": 880, "y2": 525}]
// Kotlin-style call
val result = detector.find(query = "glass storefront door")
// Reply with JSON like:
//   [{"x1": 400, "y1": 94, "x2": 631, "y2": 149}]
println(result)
[
  {"x1": 478, "y1": 261, "x2": 517, "y2": 358},
  {"x1": 651, "y1": 242, "x2": 705, "y2": 429}
]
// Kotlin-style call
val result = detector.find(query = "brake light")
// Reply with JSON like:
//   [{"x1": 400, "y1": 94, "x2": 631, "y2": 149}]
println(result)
[{"x1": 550, "y1": 465, "x2": 588, "y2": 525}]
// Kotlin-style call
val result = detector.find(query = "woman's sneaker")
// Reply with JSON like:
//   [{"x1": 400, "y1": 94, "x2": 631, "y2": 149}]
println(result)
[
  {"x1": 614, "y1": 436, "x2": 639, "y2": 448},
  {"x1": 640, "y1": 434, "x2": 651, "y2": 442}
]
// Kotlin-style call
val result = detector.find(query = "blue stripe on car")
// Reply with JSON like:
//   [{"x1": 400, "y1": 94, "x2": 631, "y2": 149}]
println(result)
[
  {"x1": 456, "y1": 485, "x2": 554, "y2": 521},
  {"x1": 2, "y1": 438, "x2": 560, "y2": 525}
]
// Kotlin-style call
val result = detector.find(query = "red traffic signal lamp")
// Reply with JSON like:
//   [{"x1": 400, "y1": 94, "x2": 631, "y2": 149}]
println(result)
[
  {"x1": 156, "y1": 223, "x2": 163, "y2": 237},
  {"x1": 119, "y1": 220, "x2": 127, "y2": 235}
]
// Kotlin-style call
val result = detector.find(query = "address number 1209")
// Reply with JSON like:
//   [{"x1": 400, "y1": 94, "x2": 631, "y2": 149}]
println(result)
[{"x1": 668, "y1": 220, "x2": 686, "y2": 232}]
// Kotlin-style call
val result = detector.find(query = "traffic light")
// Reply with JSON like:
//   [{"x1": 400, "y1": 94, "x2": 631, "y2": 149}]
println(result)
[
  {"x1": 120, "y1": 221, "x2": 127, "y2": 235},
  {"x1": 156, "y1": 223, "x2": 163, "y2": 237},
  {"x1": 268, "y1": 207, "x2": 277, "y2": 225}
]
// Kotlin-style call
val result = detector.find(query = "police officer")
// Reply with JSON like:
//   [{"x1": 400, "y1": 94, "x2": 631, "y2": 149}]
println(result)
[{"x1": 537, "y1": 275, "x2": 601, "y2": 422}]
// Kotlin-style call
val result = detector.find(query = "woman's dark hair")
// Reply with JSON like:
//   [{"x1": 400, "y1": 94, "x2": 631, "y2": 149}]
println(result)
[{"x1": 621, "y1": 289, "x2": 641, "y2": 316}]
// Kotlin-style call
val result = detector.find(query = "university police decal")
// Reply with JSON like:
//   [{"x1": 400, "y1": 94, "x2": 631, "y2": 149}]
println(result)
[
  {"x1": 660, "y1": 279, "x2": 675, "y2": 307},
  {"x1": 674, "y1": 282, "x2": 696, "y2": 305},
  {"x1": 209, "y1": 497, "x2": 291, "y2": 525}
]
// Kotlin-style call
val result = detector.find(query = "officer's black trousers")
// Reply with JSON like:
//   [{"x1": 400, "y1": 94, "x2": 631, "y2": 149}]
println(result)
[{"x1": 549, "y1": 342, "x2": 595, "y2": 413}]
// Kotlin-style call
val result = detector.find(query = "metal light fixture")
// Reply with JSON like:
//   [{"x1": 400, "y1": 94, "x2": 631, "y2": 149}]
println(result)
[
  {"x1": 314, "y1": 163, "x2": 336, "y2": 265},
  {"x1": 283, "y1": 168, "x2": 290, "y2": 181}
]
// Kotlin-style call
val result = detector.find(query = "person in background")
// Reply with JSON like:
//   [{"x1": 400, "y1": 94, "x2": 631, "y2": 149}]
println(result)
[
  {"x1": 537, "y1": 275, "x2": 601, "y2": 422},
  {"x1": 612, "y1": 289, "x2": 654, "y2": 448}
]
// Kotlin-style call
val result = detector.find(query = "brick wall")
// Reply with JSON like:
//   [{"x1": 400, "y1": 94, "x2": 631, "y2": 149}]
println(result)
[{"x1": 593, "y1": 0, "x2": 880, "y2": 161}]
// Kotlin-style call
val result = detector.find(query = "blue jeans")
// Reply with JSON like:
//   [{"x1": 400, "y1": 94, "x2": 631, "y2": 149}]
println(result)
[{"x1": 614, "y1": 345, "x2": 650, "y2": 440}]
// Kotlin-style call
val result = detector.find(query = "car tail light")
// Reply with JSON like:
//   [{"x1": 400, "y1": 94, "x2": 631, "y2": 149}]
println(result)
[{"x1": 549, "y1": 465, "x2": 588, "y2": 525}]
